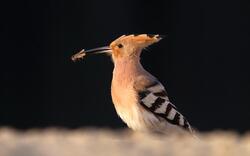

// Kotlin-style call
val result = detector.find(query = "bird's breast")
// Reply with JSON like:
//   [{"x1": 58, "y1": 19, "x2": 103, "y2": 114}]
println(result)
[
  {"x1": 111, "y1": 78, "x2": 137, "y2": 112},
  {"x1": 111, "y1": 77, "x2": 143, "y2": 130}
]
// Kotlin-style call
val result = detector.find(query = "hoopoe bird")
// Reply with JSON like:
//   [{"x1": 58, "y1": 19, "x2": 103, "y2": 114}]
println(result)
[{"x1": 72, "y1": 34, "x2": 193, "y2": 134}]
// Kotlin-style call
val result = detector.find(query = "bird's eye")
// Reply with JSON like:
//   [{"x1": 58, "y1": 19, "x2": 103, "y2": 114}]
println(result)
[{"x1": 117, "y1": 44, "x2": 123, "y2": 48}]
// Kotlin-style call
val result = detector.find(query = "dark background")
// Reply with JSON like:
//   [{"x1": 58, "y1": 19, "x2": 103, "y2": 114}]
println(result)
[{"x1": 1, "y1": 0, "x2": 250, "y2": 132}]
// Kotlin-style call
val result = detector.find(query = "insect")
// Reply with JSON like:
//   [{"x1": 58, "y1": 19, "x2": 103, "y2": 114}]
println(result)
[
  {"x1": 72, "y1": 34, "x2": 194, "y2": 134},
  {"x1": 71, "y1": 49, "x2": 86, "y2": 62}
]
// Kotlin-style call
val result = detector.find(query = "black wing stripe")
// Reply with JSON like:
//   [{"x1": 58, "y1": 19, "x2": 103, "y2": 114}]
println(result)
[
  {"x1": 146, "y1": 81, "x2": 159, "y2": 89},
  {"x1": 138, "y1": 90, "x2": 151, "y2": 99},
  {"x1": 172, "y1": 113, "x2": 180, "y2": 125},
  {"x1": 165, "y1": 103, "x2": 172, "y2": 116},
  {"x1": 150, "y1": 97, "x2": 165, "y2": 111},
  {"x1": 153, "y1": 90, "x2": 168, "y2": 97},
  {"x1": 183, "y1": 118, "x2": 190, "y2": 129}
]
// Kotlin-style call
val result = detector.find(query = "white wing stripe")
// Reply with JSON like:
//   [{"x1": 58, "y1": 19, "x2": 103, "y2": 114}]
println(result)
[
  {"x1": 179, "y1": 114, "x2": 184, "y2": 126},
  {"x1": 141, "y1": 93, "x2": 158, "y2": 107},
  {"x1": 154, "y1": 101, "x2": 167, "y2": 113},
  {"x1": 167, "y1": 108, "x2": 176, "y2": 120}
]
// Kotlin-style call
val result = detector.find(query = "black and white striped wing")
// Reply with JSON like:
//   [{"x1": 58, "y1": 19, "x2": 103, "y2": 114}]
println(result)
[{"x1": 138, "y1": 81, "x2": 192, "y2": 132}]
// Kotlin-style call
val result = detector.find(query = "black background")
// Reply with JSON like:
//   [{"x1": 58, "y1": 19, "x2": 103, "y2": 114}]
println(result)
[{"x1": 1, "y1": 0, "x2": 250, "y2": 132}]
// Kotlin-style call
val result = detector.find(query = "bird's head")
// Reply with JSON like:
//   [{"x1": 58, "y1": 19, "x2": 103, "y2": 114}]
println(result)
[
  {"x1": 109, "y1": 34, "x2": 163, "y2": 60},
  {"x1": 71, "y1": 34, "x2": 164, "y2": 62}
]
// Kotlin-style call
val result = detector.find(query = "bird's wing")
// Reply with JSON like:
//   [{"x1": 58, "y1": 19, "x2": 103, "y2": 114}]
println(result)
[{"x1": 134, "y1": 76, "x2": 193, "y2": 132}]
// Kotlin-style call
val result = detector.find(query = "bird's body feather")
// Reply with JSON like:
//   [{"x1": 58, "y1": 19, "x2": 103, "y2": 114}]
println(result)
[{"x1": 111, "y1": 56, "x2": 192, "y2": 134}]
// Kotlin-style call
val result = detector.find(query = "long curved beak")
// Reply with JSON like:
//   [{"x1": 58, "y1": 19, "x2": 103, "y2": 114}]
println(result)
[{"x1": 71, "y1": 46, "x2": 111, "y2": 62}]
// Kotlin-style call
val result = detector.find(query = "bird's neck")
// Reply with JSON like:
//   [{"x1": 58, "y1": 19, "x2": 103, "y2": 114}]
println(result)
[{"x1": 112, "y1": 57, "x2": 145, "y2": 86}]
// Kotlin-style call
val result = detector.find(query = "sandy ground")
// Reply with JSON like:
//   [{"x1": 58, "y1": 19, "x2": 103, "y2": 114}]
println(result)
[{"x1": 0, "y1": 128, "x2": 250, "y2": 156}]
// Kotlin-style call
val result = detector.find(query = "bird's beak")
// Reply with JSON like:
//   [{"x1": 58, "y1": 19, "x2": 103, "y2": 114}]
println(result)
[{"x1": 71, "y1": 46, "x2": 111, "y2": 62}]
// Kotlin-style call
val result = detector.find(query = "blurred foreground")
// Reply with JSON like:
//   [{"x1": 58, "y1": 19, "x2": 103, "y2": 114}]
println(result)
[{"x1": 0, "y1": 128, "x2": 250, "y2": 156}]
